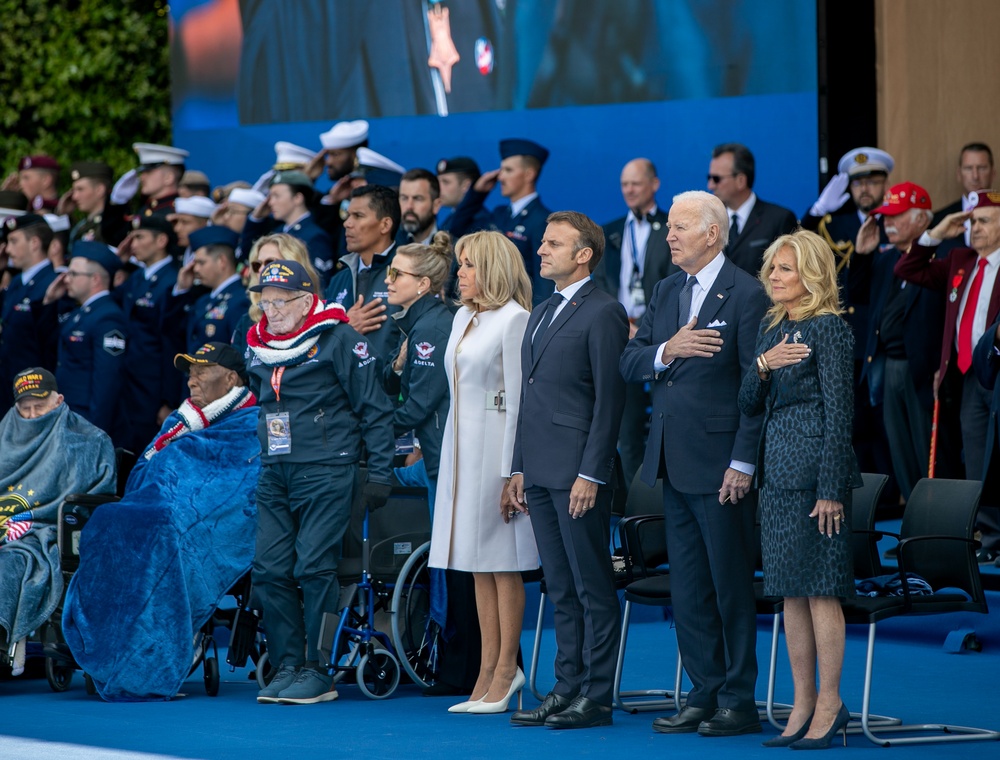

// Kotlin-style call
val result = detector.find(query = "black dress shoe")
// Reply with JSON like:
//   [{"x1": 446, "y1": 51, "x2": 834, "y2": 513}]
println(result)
[
  {"x1": 543, "y1": 695, "x2": 613, "y2": 729},
  {"x1": 652, "y1": 706, "x2": 715, "y2": 734},
  {"x1": 510, "y1": 692, "x2": 572, "y2": 726},
  {"x1": 698, "y1": 707, "x2": 762, "y2": 736}
]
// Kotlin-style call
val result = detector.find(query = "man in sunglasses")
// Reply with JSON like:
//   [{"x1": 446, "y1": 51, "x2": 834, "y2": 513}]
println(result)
[{"x1": 706, "y1": 142, "x2": 796, "y2": 278}]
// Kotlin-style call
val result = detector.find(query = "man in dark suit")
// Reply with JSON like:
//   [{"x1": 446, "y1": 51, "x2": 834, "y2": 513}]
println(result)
[
  {"x1": 931, "y1": 143, "x2": 995, "y2": 257},
  {"x1": 507, "y1": 211, "x2": 627, "y2": 729},
  {"x1": 707, "y1": 143, "x2": 796, "y2": 278},
  {"x1": 973, "y1": 313, "x2": 1000, "y2": 568},
  {"x1": 595, "y1": 157, "x2": 677, "y2": 486},
  {"x1": 854, "y1": 182, "x2": 943, "y2": 502},
  {"x1": 446, "y1": 139, "x2": 553, "y2": 305},
  {"x1": 895, "y1": 190, "x2": 1000, "y2": 562},
  {"x1": 621, "y1": 190, "x2": 768, "y2": 736}
]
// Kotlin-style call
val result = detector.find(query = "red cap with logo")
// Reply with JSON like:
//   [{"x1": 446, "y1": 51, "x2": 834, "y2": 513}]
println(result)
[{"x1": 870, "y1": 181, "x2": 932, "y2": 217}]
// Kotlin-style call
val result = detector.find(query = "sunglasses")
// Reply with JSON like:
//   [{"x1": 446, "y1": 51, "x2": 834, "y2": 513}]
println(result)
[
  {"x1": 707, "y1": 173, "x2": 739, "y2": 184},
  {"x1": 251, "y1": 259, "x2": 278, "y2": 273},
  {"x1": 386, "y1": 266, "x2": 420, "y2": 283}
]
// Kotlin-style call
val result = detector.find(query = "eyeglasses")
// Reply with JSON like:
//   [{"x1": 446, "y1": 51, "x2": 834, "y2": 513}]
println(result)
[
  {"x1": 251, "y1": 259, "x2": 279, "y2": 273},
  {"x1": 259, "y1": 294, "x2": 308, "y2": 310},
  {"x1": 386, "y1": 266, "x2": 420, "y2": 283},
  {"x1": 707, "y1": 173, "x2": 739, "y2": 184}
]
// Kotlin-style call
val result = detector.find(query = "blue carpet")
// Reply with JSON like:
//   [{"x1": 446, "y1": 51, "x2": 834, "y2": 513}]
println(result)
[{"x1": 2, "y1": 595, "x2": 999, "y2": 760}]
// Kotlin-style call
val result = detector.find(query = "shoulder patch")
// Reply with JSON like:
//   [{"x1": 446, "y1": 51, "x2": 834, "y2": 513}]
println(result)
[{"x1": 102, "y1": 330, "x2": 126, "y2": 355}]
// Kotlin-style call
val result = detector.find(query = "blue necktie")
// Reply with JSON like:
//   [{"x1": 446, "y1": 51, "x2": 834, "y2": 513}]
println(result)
[
  {"x1": 677, "y1": 276, "x2": 694, "y2": 331},
  {"x1": 532, "y1": 292, "x2": 564, "y2": 361}
]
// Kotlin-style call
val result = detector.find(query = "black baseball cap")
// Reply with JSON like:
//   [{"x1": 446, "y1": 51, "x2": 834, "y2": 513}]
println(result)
[
  {"x1": 174, "y1": 342, "x2": 247, "y2": 383},
  {"x1": 13, "y1": 367, "x2": 58, "y2": 402}
]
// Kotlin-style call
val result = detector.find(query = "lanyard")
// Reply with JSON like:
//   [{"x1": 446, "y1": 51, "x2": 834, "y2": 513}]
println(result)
[
  {"x1": 627, "y1": 218, "x2": 643, "y2": 277},
  {"x1": 270, "y1": 366, "x2": 285, "y2": 402}
]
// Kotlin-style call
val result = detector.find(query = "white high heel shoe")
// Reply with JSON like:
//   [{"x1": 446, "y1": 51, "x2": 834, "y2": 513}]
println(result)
[
  {"x1": 467, "y1": 668, "x2": 525, "y2": 714},
  {"x1": 448, "y1": 697, "x2": 485, "y2": 713}
]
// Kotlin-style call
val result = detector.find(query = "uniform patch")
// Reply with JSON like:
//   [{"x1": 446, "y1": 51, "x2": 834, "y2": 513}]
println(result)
[
  {"x1": 353, "y1": 342, "x2": 369, "y2": 360},
  {"x1": 307, "y1": 344, "x2": 319, "y2": 359},
  {"x1": 475, "y1": 37, "x2": 494, "y2": 75},
  {"x1": 335, "y1": 288, "x2": 349, "y2": 304},
  {"x1": 415, "y1": 341, "x2": 436, "y2": 360},
  {"x1": 103, "y1": 329, "x2": 126, "y2": 355}
]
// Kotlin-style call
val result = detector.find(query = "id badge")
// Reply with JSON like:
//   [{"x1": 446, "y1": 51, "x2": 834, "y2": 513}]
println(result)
[
  {"x1": 266, "y1": 412, "x2": 292, "y2": 455},
  {"x1": 629, "y1": 281, "x2": 646, "y2": 309},
  {"x1": 395, "y1": 430, "x2": 415, "y2": 455}
]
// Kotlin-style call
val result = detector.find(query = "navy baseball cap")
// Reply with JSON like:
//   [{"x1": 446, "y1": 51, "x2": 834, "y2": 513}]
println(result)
[{"x1": 249, "y1": 260, "x2": 315, "y2": 293}]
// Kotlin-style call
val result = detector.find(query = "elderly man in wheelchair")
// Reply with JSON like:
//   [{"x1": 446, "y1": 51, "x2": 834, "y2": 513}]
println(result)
[
  {"x1": 0, "y1": 368, "x2": 116, "y2": 677},
  {"x1": 61, "y1": 342, "x2": 260, "y2": 701}
]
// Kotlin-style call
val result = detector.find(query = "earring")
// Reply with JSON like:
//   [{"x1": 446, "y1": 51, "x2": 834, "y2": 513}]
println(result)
[{"x1": 417, "y1": 290, "x2": 422, "y2": 295}]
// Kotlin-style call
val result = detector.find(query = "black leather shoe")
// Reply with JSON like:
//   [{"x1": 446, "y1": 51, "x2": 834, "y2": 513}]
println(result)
[
  {"x1": 653, "y1": 706, "x2": 715, "y2": 733},
  {"x1": 511, "y1": 692, "x2": 572, "y2": 726},
  {"x1": 698, "y1": 707, "x2": 762, "y2": 736},
  {"x1": 543, "y1": 695, "x2": 613, "y2": 729}
]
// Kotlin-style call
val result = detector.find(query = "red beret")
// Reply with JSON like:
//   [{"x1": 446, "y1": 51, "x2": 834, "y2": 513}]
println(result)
[
  {"x1": 18, "y1": 155, "x2": 60, "y2": 172},
  {"x1": 969, "y1": 190, "x2": 1000, "y2": 209}
]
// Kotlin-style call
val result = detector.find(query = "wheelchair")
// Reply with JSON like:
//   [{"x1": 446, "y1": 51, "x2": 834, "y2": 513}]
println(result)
[{"x1": 306, "y1": 477, "x2": 437, "y2": 699}]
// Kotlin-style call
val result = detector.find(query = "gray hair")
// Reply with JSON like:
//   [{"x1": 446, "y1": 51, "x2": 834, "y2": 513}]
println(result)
[{"x1": 672, "y1": 189, "x2": 730, "y2": 250}]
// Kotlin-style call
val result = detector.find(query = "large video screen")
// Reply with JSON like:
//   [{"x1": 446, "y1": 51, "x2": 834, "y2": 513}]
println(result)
[{"x1": 171, "y1": 0, "x2": 818, "y2": 222}]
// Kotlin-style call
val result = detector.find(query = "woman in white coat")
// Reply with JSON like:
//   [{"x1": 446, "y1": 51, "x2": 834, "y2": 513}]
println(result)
[{"x1": 430, "y1": 230, "x2": 538, "y2": 714}]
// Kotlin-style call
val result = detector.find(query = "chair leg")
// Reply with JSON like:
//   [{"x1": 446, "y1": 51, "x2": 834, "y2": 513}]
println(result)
[
  {"x1": 858, "y1": 622, "x2": 998, "y2": 746},
  {"x1": 528, "y1": 592, "x2": 547, "y2": 701},
  {"x1": 611, "y1": 600, "x2": 632, "y2": 712},
  {"x1": 764, "y1": 611, "x2": 789, "y2": 730},
  {"x1": 612, "y1": 601, "x2": 688, "y2": 713}
]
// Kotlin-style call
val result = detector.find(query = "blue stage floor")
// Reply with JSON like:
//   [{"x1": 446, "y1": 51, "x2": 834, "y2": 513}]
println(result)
[{"x1": 2, "y1": 590, "x2": 999, "y2": 760}]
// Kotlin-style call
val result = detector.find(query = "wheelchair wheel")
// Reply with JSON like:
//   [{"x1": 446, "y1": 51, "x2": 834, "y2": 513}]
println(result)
[
  {"x1": 45, "y1": 656, "x2": 74, "y2": 692},
  {"x1": 203, "y1": 656, "x2": 220, "y2": 697},
  {"x1": 84, "y1": 673, "x2": 97, "y2": 696},
  {"x1": 356, "y1": 644, "x2": 400, "y2": 699},
  {"x1": 390, "y1": 541, "x2": 440, "y2": 688},
  {"x1": 253, "y1": 649, "x2": 274, "y2": 690}
]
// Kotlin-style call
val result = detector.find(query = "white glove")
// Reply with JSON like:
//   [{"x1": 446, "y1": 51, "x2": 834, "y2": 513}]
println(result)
[
  {"x1": 252, "y1": 169, "x2": 275, "y2": 194},
  {"x1": 809, "y1": 172, "x2": 850, "y2": 217},
  {"x1": 111, "y1": 169, "x2": 140, "y2": 205}
]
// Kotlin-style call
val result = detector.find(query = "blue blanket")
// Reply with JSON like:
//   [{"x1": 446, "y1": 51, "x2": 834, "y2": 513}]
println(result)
[
  {"x1": 0, "y1": 404, "x2": 115, "y2": 644},
  {"x1": 62, "y1": 405, "x2": 260, "y2": 701}
]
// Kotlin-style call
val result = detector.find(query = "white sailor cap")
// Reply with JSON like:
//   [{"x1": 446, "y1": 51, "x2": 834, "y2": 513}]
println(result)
[
  {"x1": 838, "y1": 147, "x2": 894, "y2": 178},
  {"x1": 133, "y1": 142, "x2": 190, "y2": 171},
  {"x1": 227, "y1": 188, "x2": 267, "y2": 209},
  {"x1": 171, "y1": 196, "x2": 217, "y2": 218},
  {"x1": 319, "y1": 120, "x2": 370, "y2": 150},
  {"x1": 356, "y1": 147, "x2": 405, "y2": 174},
  {"x1": 273, "y1": 141, "x2": 316, "y2": 168},
  {"x1": 43, "y1": 214, "x2": 71, "y2": 233}
]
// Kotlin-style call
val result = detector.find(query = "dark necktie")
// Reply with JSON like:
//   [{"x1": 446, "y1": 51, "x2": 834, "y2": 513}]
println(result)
[
  {"x1": 730, "y1": 213, "x2": 740, "y2": 241},
  {"x1": 356, "y1": 266, "x2": 372, "y2": 301},
  {"x1": 532, "y1": 292, "x2": 564, "y2": 361},
  {"x1": 677, "y1": 276, "x2": 694, "y2": 331}
]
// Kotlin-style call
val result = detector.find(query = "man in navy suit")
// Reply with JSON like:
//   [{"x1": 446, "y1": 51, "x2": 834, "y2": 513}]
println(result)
[
  {"x1": 446, "y1": 139, "x2": 553, "y2": 305},
  {"x1": 707, "y1": 143, "x2": 796, "y2": 278},
  {"x1": 973, "y1": 313, "x2": 1000, "y2": 568},
  {"x1": 621, "y1": 190, "x2": 768, "y2": 736},
  {"x1": 0, "y1": 214, "x2": 58, "y2": 416},
  {"x1": 507, "y1": 211, "x2": 628, "y2": 729},
  {"x1": 595, "y1": 158, "x2": 678, "y2": 486}
]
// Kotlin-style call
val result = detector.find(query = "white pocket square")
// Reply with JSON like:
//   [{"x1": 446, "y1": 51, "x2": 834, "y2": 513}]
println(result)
[{"x1": 706, "y1": 319, "x2": 727, "y2": 328}]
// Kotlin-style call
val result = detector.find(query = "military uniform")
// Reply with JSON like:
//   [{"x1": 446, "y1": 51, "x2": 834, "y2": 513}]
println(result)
[
  {"x1": 0, "y1": 260, "x2": 58, "y2": 415},
  {"x1": 136, "y1": 193, "x2": 179, "y2": 220},
  {"x1": 116, "y1": 258, "x2": 183, "y2": 452},
  {"x1": 243, "y1": 212, "x2": 336, "y2": 287},
  {"x1": 55, "y1": 293, "x2": 128, "y2": 440},
  {"x1": 325, "y1": 246, "x2": 401, "y2": 363},
  {"x1": 167, "y1": 275, "x2": 250, "y2": 354}
]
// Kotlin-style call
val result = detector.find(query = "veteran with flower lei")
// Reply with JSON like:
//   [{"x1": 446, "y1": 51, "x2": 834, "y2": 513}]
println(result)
[
  {"x1": 245, "y1": 260, "x2": 395, "y2": 706},
  {"x1": 738, "y1": 230, "x2": 862, "y2": 749}
]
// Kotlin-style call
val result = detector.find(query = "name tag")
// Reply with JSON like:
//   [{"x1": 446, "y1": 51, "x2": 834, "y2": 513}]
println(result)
[{"x1": 266, "y1": 412, "x2": 291, "y2": 455}]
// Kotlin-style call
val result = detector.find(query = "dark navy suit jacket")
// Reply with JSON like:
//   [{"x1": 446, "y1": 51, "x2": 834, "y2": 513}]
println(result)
[
  {"x1": 512, "y1": 280, "x2": 628, "y2": 490},
  {"x1": 725, "y1": 198, "x2": 797, "y2": 278},
  {"x1": 594, "y1": 208, "x2": 679, "y2": 307},
  {"x1": 974, "y1": 320, "x2": 1000, "y2": 502},
  {"x1": 620, "y1": 256, "x2": 769, "y2": 493}
]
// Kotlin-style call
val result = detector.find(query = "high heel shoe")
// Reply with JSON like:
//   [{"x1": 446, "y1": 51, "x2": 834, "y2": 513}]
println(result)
[
  {"x1": 789, "y1": 703, "x2": 850, "y2": 750},
  {"x1": 447, "y1": 697, "x2": 484, "y2": 713},
  {"x1": 467, "y1": 668, "x2": 526, "y2": 714},
  {"x1": 761, "y1": 712, "x2": 813, "y2": 747}
]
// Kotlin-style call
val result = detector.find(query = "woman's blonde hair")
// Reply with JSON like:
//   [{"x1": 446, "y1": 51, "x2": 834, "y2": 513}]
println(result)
[
  {"x1": 454, "y1": 230, "x2": 532, "y2": 311},
  {"x1": 759, "y1": 229, "x2": 842, "y2": 329},
  {"x1": 246, "y1": 233, "x2": 321, "y2": 322},
  {"x1": 395, "y1": 230, "x2": 454, "y2": 295}
]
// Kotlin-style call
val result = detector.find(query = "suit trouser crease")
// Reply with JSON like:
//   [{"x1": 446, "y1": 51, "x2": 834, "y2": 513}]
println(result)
[
  {"x1": 882, "y1": 358, "x2": 932, "y2": 500},
  {"x1": 962, "y1": 372, "x2": 1000, "y2": 549},
  {"x1": 526, "y1": 484, "x2": 620, "y2": 705},
  {"x1": 661, "y1": 478, "x2": 758, "y2": 710}
]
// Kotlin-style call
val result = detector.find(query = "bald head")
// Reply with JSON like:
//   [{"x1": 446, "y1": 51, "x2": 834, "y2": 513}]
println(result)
[{"x1": 620, "y1": 158, "x2": 660, "y2": 216}]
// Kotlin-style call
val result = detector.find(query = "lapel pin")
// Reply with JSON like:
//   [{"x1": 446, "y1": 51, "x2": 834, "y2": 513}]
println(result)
[{"x1": 716, "y1": 293, "x2": 724, "y2": 299}]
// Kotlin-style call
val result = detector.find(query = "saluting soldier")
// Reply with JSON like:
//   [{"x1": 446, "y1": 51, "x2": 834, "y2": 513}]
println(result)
[
  {"x1": 116, "y1": 216, "x2": 183, "y2": 452},
  {"x1": 0, "y1": 214, "x2": 58, "y2": 416},
  {"x1": 45, "y1": 241, "x2": 128, "y2": 443},
  {"x1": 65, "y1": 161, "x2": 130, "y2": 248},
  {"x1": 166, "y1": 226, "x2": 249, "y2": 354},
  {"x1": 446, "y1": 139, "x2": 553, "y2": 305},
  {"x1": 132, "y1": 142, "x2": 189, "y2": 219}
]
